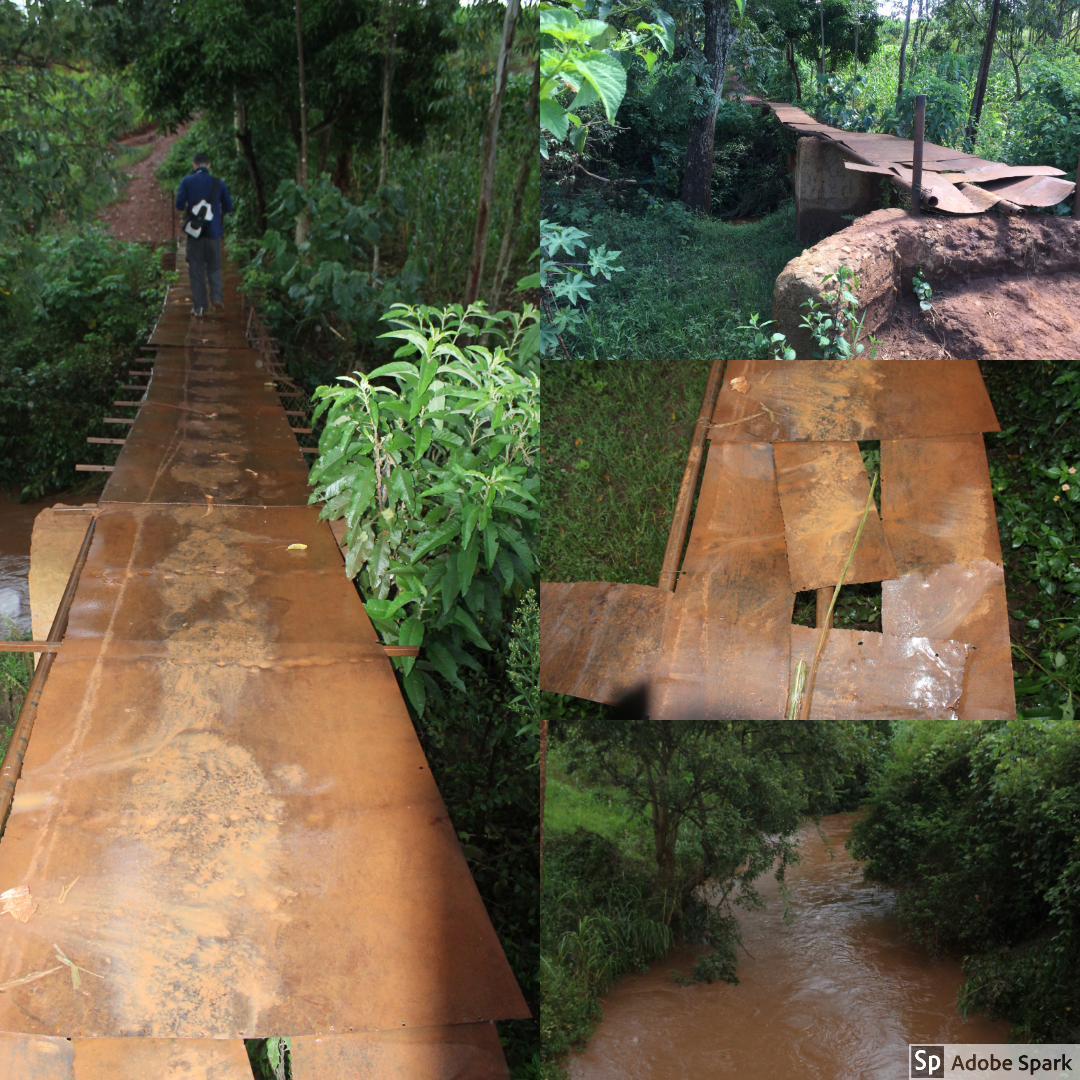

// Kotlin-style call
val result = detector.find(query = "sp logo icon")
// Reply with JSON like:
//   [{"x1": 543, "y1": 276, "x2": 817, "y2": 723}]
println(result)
[{"x1": 912, "y1": 1046, "x2": 946, "y2": 1078}]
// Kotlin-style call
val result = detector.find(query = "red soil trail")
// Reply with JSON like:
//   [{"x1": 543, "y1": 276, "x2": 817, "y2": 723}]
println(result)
[{"x1": 97, "y1": 124, "x2": 188, "y2": 246}]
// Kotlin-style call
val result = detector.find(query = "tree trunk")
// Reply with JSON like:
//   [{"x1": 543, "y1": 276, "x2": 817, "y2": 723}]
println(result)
[
  {"x1": 680, "y1": 0, "x2": 737, "y2": 214},
  {"x1": 896, "y1": 0, "x2": 915, "y2": 107},
  {"x1": 372, "y1": 0, "x2": 397, "y2": 279},
  {"x1": 463, "y1": 0, "x2": 521, "y2": 305},
  {"x1": 910, "y1": 0, "x2": 925, "y2": 77},
  {"x1": 819, "y1": 0, "x2": 826, "y2": 77},
  {"x1": 316, "y1": 127, "x2": 332, "y2": 174},
  {"x1": 652, "y1": 799, "x2": 680, "y2": 872},
  {"x1": 489, "y1": 57, "x2": 540, "y2": 312},
  {"x1": 787, "y1": 40, "x2": 802, "y2": 100},
  {"x1": 233, "y1": 93, "x2": 268, "y2": 235},
  {"x1": 294, "y1": 0, "x2": 310, "y2": 248},
  {"x1": 332, "y1": 149, "x2": 352, "y2": 195},
  {"x1": 965, "y1": 0, "x2": 1001, "y2": 148},
  {"x1": 853, "y1": 13, "x2": 860, "y2": 94}
]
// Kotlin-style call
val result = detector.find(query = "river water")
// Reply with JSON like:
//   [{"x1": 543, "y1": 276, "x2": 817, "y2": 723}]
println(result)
[{"x1": 569, "y1": 813, "x2": 1009, "y2": 1080}]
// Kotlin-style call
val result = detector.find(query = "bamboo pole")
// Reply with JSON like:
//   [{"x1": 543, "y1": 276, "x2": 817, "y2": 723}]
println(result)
[{"x1": 657, "y1": 352, "x2": 727, "y2": 591}]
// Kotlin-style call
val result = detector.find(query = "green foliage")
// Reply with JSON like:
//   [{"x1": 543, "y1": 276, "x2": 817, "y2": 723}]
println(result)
[
  {"x1": 258, "y1": 175, "x2": 422, "y2": 324},
  {"x1": 539, "y1": 2, "x2": 673, "y2": 150},
  {"x1": 912, "y1": 270, "x2": 933, "y2": 312},
  {"x1": 0, "y1": 624, "x2": 32, "y2": 757},
  {"x1": 799, "y1": 265, "x2": 875, "y2": 364},
  {"x1": 738, "y1": 312, "x2": 796, "y2": 363},
  {"x1": 541, "y1": 826, "x2": 674, "y2": 1064},
  {"x1": 708, "y1": 102, "x2": 794, "y2": 218},
  {"x1": 0, "y1": 1, "x2": 137, "y2": 248},
  {"x1": 996, "y1": 56, "x2": 1080, "y2": 174},
  {"x1": 848, "y1": 708, "x2": 1080, "y2": 1040},
  {"x1": 523, "y1": 219, "x2": 624, "y2": 355},
  {"x1": 245, "y1": 1037, "x2": 290, "y2": 1080},
  {"x1": 307, "y1": 302, "x2": 540, "y2": 714},
  {"x1": 0, "y1": 227, "x2": 168, "y2": 497},
  {"x1": 121, "y1": 0, "x2": 456, "y2": 156},
  {"x1": 785, "y1": 0, "x2": 882, "y2": 70}
]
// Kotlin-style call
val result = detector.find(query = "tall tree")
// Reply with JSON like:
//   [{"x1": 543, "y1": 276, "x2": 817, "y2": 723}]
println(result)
[
  {"x1": 294, "y1": 0, "x2": 310, "y2": 246},
  {"x1": 489, "y1": 55, "x2": 539, "y2": 312},
  {"x1": 114, "y1": 0, "x2": 455, "y2": 236},
  {"x1": 464, "y1": 0, "x2": 521, "y2": 305},
  {"x1": 680, "y1": 0, "x2": 738, "y2": 214},
  {"x1": 372, "y1": 0, "x2": 397, "y2": 279},
  {"x1": 896, "y1": 0, "x2": 916, "y2": 105},
  {"x1": 965, "y1": 0, "x2": 1002, "y2": 146}
]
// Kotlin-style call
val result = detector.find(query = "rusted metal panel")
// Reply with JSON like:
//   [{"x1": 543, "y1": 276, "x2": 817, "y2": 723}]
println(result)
[
  {"x1": 943, "y1": 163, "x2": 1066, "y2": 183},
  {"x1": 0, "y1": 504, "x2": 528, "y2": 1038},
  {"x1": 879, "y1": 435, "x2": 1002, "y2": 570},
  {"x1": 880, "y1": 436, "x2": 1015, "y2": 725},
  {"x1": 650, "y1": 588, "x2": 792, "y2": 727},
  {"x1": 789, "y1": 625, "x2": 968, "y2": 726},
  {"x1": 677, "y1": 442, "x2": 790, "y2": 614},
  {"x1": 654, "y1": 442, "x2": 793, "y2": 725},
  {"x1": 710, "y1": 341, "x2": 999, "y2": 444},
  {"x1": 980, "y1": 173, "x2": 1076, "y2": 207},
  {"x1": 882, "y1": 562, "x2": 1013, "y2": 726},
  {"x1": 538, "y1": 581, "x2": 671, "y2": 703},
  {"x1": 71, "y1": 1038, "x2": 253, "y2": 1079},
  {"x1": 0, "y1": 1032, "x2": 73, "y2": 1078},
  {"x1": 100, "y1": 348, "x2": 310, "y2": 507},
  {"x1": 772, "y1": 441, "x2": 896, "y2": 591},
  {"x1": 290, "y1": 1023, "x2": 509, "y2": 1080}
]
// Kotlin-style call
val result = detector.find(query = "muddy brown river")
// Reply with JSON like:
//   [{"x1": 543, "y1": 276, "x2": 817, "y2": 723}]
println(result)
[{"x1": 569, "y1": 813, "x2": 1009, "y2": 1080}]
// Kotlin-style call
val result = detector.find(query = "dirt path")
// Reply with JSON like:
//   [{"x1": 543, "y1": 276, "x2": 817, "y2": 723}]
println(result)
[{"x1": 98, "y1": 125, "x2": 189, "y2": 245}]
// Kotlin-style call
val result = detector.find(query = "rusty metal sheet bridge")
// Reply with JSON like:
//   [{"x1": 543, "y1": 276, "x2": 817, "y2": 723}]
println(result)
[
  {"x1": 768, "y1": 101, "x2": 1077, "y2": 214},
  {"x1": 0, "y1": 255, "x2": 526, "y2": 1078}
]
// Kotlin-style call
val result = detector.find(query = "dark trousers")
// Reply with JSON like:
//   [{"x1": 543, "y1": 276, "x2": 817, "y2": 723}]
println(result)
[{"x1": 185, "y1": 235, "x2": 223, "y2": 310}]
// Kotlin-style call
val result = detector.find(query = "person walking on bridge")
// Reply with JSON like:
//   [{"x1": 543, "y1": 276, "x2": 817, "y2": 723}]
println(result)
[{"x1": 175, "y1": 151, "x2": 233, "y2": 317}]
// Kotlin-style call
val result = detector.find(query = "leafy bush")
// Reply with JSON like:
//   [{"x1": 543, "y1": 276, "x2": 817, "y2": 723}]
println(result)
[
  {"x1": 997, "y1": 58, "x2": 1080, "y2": 175},
  {"x1": 526, "y1": 219, "x2": 624, "y2": 356},
  {"x1": 848, "y1": 708, "x2": 1080, "y2": 1041},
  {"x1": 0, "y1": 227, "x2": 168, "y2": 497},
  {"x1": 307, "y1": 302, "x2": 540, "y2": 714},
  {"x1": 241, "y1": 174, "x2": 432, "y2": 391},
  {"x1": 710, "y1": 102, "x2": 794, "y2": 218},
  {"x1": 541, "y1": 828, "x2": 673, "y2": 1063}
]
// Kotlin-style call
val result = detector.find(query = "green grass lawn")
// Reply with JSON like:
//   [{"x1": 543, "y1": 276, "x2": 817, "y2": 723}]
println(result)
[{"x1": 540, "y1": 198, "x2": 804, "y2": 586}]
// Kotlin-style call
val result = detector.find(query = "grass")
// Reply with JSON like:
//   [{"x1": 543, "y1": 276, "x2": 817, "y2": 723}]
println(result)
[
  {"x1": 540, "y1": 197, "x2": 804, "y2": 586},
  {"x1": 0, "y1": 625, "x2": 32, "y2": 757},
  {"x1": 546, "y1": 745, "x2": 650, "y2": 850}
]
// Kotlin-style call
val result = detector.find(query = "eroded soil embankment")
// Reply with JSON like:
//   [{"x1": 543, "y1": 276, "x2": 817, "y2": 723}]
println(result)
[
  {"x1": 771, "y1": 208, "x2": 1080, "y2": 360},
  {"x1": 878, "y1": 271, "x2": 1080, "y2": 376}
]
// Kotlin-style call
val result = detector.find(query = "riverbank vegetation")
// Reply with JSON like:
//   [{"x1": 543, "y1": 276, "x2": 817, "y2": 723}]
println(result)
[{"x1": 540, "y1": 0, "x2": 1079, "y2": 1070}]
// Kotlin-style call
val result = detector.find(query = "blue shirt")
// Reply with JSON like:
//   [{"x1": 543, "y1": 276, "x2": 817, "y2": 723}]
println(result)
[{"x1": 175, "y1": 168, "x2": 233, "y2": 239}]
